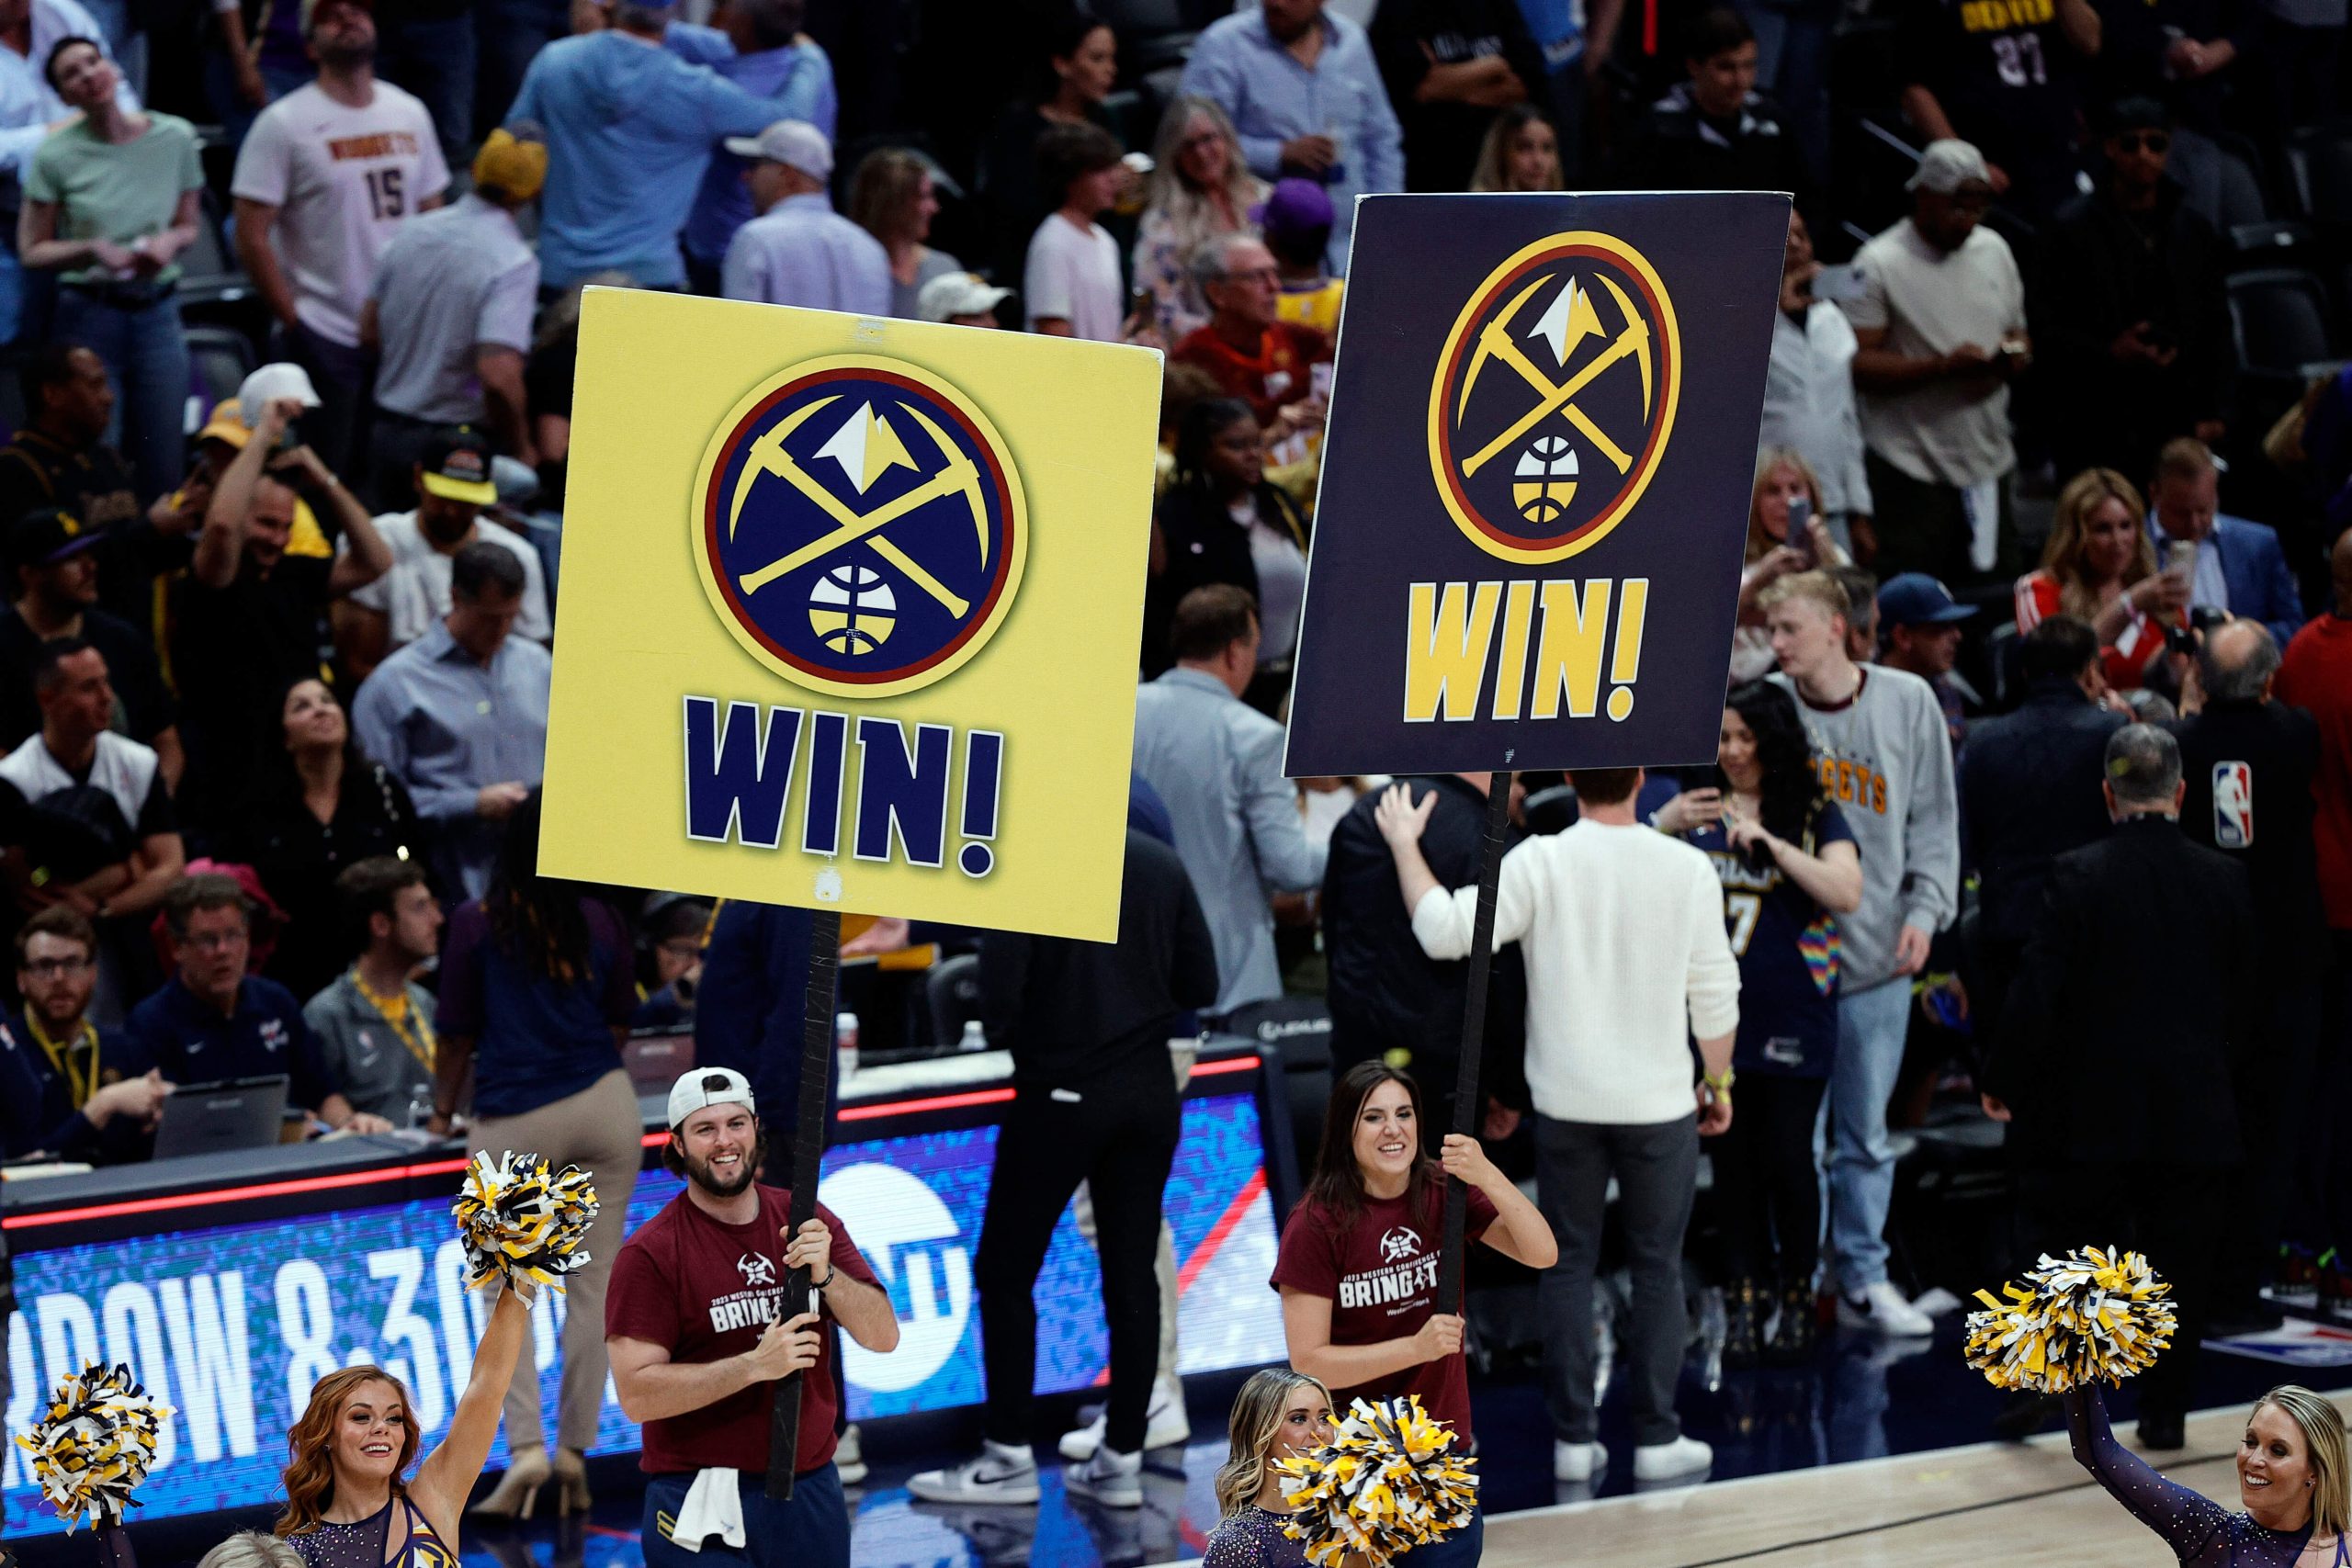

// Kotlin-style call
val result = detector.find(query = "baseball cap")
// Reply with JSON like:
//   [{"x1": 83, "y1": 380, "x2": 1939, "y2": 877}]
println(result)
[
  {"x1": 474, "y1": 126, "x2": 548, "y2": 205},
  {"x1": 7, "y1": 508, "x2": 100, "y2": 573},
  {"x1": 2104, "y1": 95, "x2": 2171, "y2": 135},
  {"x1": 303, "y1": 0, "x2": 372, "y2": 30},
  {"x1": 1877, "y1": 572, "x2": 1979, "y2": 627},
  {"x1": 724, "y1": 119, "x2": 831, "y2": 181},
  {"x1": 1253, "y1": 176, "x2": 1334, "y2": 243},
  {"x1": 669, "y1": 1067, "x2": 757, "y2": 1130},
  {"x1": 918, "y1": 271, "x2": 1013, "y2": 323},
  {"x1": 417, "y1": 427, "x2": 497, "y2": 507},
  {"x1": 197, "y1": 397, "x2": 252, "y2": 449},
  {"x1": 1906, "y1": 139, "x2": 1994, "y2": 194},
  {"x1": 237, "y1": 363, "x2": 321, "y2": 428}
]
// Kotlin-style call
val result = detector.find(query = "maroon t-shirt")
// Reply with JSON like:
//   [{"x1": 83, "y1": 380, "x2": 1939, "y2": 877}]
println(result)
[
  {"x1": 605, "y1": 1184, "x2": 881, "y2": 1476},
  {"x1": 1269, "y1": 1180, "x2": 1498, "y2": 1441}
]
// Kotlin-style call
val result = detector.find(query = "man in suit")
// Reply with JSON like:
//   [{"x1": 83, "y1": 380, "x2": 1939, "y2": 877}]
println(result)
[
  {"x1": 1981, "y1": 723, "x2": 2259, "y2": 1450},
  {"x1": 1958, "y1": 615, "x2": 2125, "y2": 1071},
  {"x1": 2147, "y1": 437, "x2": 2305, "y2": 650},
  {"x1": 2172, "y1": 620, "x2": 2324, "y2": 1331},
  {"x1": 1131, "y1": 584, "x2": 1325, "y2": 1016}
]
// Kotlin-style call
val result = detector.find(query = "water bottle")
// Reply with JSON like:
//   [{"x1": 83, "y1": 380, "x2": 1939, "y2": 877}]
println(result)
[
  {"x1": 835, "y1": 1011, "x2": 860, "y2": 1080},
  {"x1": 958, "y1": 1019, "x2": 988, "y2": 1054}
]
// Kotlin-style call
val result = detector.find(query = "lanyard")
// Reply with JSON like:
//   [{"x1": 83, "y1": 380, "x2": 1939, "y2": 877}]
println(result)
[
  {"x1": 349, "y1": 969, "x2": 435, "y2": 1074},
  {"x1": 24, "y1": 1005, "x2": 99, "y2": 1108}
]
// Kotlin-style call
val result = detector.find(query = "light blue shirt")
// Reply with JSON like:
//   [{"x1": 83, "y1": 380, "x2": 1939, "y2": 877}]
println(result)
[
  {"x1": 1178, "y1": 6, "x2": 1403, "y2": 276},
  {"x1": 505, "y1": 29, "x2": 780, "y2": 288},
  {"x1": 720, "y1": 189, "x2": 892, "y2": 313},
  {"x1": 351, "y1": 621, "x2": 551, "y2": 900},
  {"x1": 666, "y1": 21, "x2": 838, "y2": 267},
  {"x1": 0, "y1": 0, "x2": 138, "y2": 178},
  {"x1": 1131, "y1": 668, "x2": 1327, "y2": 1013}
]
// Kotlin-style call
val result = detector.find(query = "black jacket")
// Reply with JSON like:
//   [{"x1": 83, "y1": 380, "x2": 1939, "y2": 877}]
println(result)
[
  {"x1": 2036, "y1": 177, "x2": 2232, "y2": 478},
  {"x1": 1958, "y1": 677, "x2": 2125, "y2": 944},
  {"x1": 1610, "y1": 85, "x2": 1815, "y2": 213},
  {"x1": 1145, "y1": 478, "x2": 1310, "y2": 677},
  {"x1": 2171, "y1": 699, "x2": 2325, "y2": 973},
  {"x1": 1318, "y1": 776, "x2": 1528, "y2": 1110},
  {"x1": 1984, "y1": 816, "x2": 2258, "y2": 1166},
  {"x1": 981, "y1": 830, "x2": 1219, "y2": 1089},
  {"x1": 1371, "y1": 0, "x2": 1548, "y2": 192}
]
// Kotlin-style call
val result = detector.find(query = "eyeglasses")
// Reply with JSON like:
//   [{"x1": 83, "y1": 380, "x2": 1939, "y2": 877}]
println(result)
[
  {"x1": 2114, "y1": 131, "x2": 2170, "y2": 154},
  {"x1": 181, "y1": 931, "x2": 246, "y2": 953},
  {"x1": 22, "y1": 956, "x2": 91, "y2": 977},
  {"x1": 1181, "y1": 131, "x2": 1223, "y2": 153}
]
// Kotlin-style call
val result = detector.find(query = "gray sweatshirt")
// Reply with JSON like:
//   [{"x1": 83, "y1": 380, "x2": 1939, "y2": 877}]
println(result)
[{"x1": 1770, "y1": 665, "x2": 1960, "y2": 993}]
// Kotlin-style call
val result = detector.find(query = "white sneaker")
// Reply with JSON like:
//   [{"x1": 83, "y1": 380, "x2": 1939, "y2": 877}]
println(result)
[
  {"x1": 834, "y1": 1422, "x2": 866, "y2": 1485},
  {"x1": 907, "y1": 1440, "x2": 1041, "y2": 1506},
  {"x1": 1553, "y1": 1440, "x2": 1609, "y2": 1483},
  {"x1": 1063, "y1": 1444, "x2": 1143, "y2": 1507},
  {"x1": 1057, "y1": 1375, "x2": 1191, "y2": 1460},
  {"x1": 1631, "y1": 1435, "x2": 1713, "y2": 1483},
  {"x1": 1838, "y1": 1281, "x2": 1936, "y2": 1337}
]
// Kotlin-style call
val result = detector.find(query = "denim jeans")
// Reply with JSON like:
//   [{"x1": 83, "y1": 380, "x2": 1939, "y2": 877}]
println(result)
[
  {"x1": 1826, "y1": 977, "x2": 1913, "y2": 1293},
  {"x1": 1737, "y1": 0, "x2": 1832, "y2": 187},
  {"x1": 1534, "y1": 1112, "x2": 1698, "y2": 1448},
  {"x1": 379, "y1": 12, "x2": 477, "y2": 162},
  {"x1": 52, "y1": 288, "x2": 190, "y2": 502},
  {"x1": 641, "y1": 1463, "x2": 849, "y2": 1568}
]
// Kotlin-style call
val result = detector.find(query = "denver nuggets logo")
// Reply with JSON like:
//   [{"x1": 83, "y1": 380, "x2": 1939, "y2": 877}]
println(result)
[
  {"x1": 695, "y1": 355, "x2": 1027, "y2": 698},
  {"x1": 1428, "y1": 232, "x2": 1680, "y2": 564}
]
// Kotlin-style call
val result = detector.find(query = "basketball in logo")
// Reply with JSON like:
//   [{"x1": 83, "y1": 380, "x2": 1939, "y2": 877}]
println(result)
[
  {"x1": 694, "y1": 355, "x2": 1027, "y2": 698},
  {"x1": 1513, "y1": 434, "x2": 1579, "y2": 523},
  {"x1": 1427, "y1": 232, "x2": 1681, "y2": 564},
  {"x1": 809, "y1": 562, "x2": 897, "y2": 654}
]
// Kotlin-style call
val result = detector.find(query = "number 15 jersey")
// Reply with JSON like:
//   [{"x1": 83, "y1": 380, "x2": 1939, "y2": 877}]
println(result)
[{"x1": 231, "y1": 81, "x2": 451, "y2": 349}]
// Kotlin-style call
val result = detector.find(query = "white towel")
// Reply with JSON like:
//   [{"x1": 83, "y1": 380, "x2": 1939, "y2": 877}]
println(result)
[
  {"x1": 670, "y1": 1467, "x2": 746, "y2": 1551},
  {"x1": 1961, "y1": 477, "x2": 2002, "y2": 574}
]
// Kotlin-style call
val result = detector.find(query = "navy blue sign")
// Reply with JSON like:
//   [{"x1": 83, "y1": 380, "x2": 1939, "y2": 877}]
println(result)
[
  {"x1": 1283, "y1": 193, "x2": 1789, "y2": 777},
  {"x1": 700, "y1": 361, "x2": 1023, "y2": 698}
]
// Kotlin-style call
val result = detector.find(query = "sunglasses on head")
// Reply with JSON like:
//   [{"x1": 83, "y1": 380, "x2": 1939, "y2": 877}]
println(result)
[{"x1": 2114, "y1": 130, "x2": 2170, "y2": 153}]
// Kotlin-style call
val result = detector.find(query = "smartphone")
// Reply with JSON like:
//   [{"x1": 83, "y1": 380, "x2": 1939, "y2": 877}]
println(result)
[
  {"x1": 1786, "y1": 493, "x2": 1814, "y2": 560},
  {"x1": 2166, "y1": 539, "x2": 2198, "y2": 579},
  {"x1": 1811, "y1": 263, "x2": 1867, "y2": 302}
]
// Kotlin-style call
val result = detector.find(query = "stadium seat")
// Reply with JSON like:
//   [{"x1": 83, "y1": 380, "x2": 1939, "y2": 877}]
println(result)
[
  {"x1": 2226, "y1": 269, "x2": 2342, "y2": 395},
  {"x1": 184, "y1": 325, "x2": 255, "y2": 423},
  {"x1": 178, "y1": 190, "x2": 253, "y2": 314},
  {"x1": 922, "y1": 950, "x2": 982, "y2": 1052},
  {"x1": 2284, "y1": 121, "x2": 2352, "y2": 233}
]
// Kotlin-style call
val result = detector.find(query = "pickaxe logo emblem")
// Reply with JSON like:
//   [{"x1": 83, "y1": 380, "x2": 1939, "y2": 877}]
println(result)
[
  {"x1": 693, "y1": 355, "x2": 1028, "y2": 698},
  {"x1": 1427, "y1": 231, "x2": 1682, "y2": 565}
]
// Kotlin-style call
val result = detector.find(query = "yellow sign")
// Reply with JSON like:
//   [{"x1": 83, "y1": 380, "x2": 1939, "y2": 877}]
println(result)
[
  {"x1": 539, "y1": 291, "x2": 1161, "y2": 942},
  {"x1": 1424, "y1": 231, "x2": 1681, "y2": 565}
]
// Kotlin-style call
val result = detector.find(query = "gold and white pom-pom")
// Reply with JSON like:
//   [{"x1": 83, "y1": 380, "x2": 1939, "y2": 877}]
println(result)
[
  {"x1": 13, "y1": 1360, "x2": 174, "y2": 1532},
  {"x1": 1965, "y1": 1244, "x2": 2178, "y2": 1393},
  {"x1": 1273, "y1": 1395, "x2": 1479, "y2": 1567},
  {"x1": 450, "y1": 1149, "x2": 600, "y2": 1294}
]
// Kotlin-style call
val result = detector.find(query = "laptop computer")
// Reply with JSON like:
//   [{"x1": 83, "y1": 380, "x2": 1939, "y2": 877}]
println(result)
[{"x1": 151, "y1": 1075, "x2": 291, "y2": 1161}]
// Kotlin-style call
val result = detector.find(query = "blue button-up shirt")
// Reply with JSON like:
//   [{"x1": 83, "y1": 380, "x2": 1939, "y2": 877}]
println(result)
[
  {"x1": 0, "y1": 0, "x2": 138, "y2": 179},
  {"x1": 123, "y1": 976, "x2": 336, "y2": 1113},
  {"x1": 350, "y1": 621, "x2": 551, "y2": 901},
  {"x1": 667, "y1": 21, "x2": 838, "y2": 267},
  {"x1": 1179, "y1": 6, "x2": 1403, "y2": 276},
  {"x1": 721, "y1": 189, "x2": 893, "y2": 312},
  {"x1": 1131, "y1": 667, "x2": 1327, "y2": 1013},
  {"x1": 506, "y1": 29, "x2": 780, "y2": 288}
]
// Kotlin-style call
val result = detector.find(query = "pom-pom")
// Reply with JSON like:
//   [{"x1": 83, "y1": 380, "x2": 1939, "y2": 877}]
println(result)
[
  {"x1": 12, "y1": 1360, "x2": 173, "y2": 1532},
  {"x1": 451, "y1": 1149, "x2": 600, "y2": 1293},
  {"x1": 1965, "y1": 1245, "x2": 2178, "y2": 1393},
  {"x1": 1272, "y1": 1395, "x2": 1479, "y2": 1567}
]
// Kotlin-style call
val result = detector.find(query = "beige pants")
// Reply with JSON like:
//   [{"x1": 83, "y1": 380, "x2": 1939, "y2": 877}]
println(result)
[
  {"x1": 471, "y1": 1066, "x2": 642, "y2": 1453},
  {"x1": 1074, "y1": 1041, "x2": 1197, "y2": 1382}
]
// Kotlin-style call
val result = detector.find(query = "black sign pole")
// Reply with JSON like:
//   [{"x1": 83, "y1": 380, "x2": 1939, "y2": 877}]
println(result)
[
  {"x1": 1435, "y1": 772, "x2": 1512, "y2": 1318},
  {"x1": 766, "y1": 905, "x2": 840, "y2": 1502}
]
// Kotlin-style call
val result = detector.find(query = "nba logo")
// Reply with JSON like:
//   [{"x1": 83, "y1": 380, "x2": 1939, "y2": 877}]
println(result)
[{"x1": 2212, "y1": 761, "x2": 2254, "y2": 849}]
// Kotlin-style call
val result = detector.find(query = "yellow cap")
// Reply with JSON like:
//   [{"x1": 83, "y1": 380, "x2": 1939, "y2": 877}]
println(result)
[
  {"x1": 197, "y1": 398, "x2": 251, "y2": 449},
  {"x1": 473, "y1": 129, "x2": 548, "y2": 205}
]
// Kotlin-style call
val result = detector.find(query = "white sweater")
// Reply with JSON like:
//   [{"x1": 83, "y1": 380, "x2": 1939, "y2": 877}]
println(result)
[{"x1": 1411, "y1": 819, "x2": 1741, "y2": 1126}]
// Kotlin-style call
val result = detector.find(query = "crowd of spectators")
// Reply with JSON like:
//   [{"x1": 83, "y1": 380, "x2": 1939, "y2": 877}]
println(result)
[{"x1": 0, "y1": 0, "x2": 2341, "y2": 1510}]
